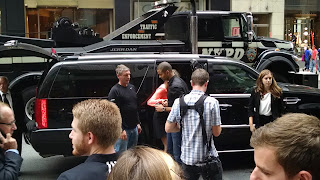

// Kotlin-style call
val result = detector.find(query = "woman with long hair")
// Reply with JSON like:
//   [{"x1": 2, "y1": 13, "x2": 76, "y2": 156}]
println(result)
[{"x1": 248, "y1": 69, "x2": 284, "y2": 132}]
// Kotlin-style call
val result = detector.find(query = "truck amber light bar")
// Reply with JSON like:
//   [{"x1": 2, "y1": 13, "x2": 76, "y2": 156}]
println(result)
[{"x1": 35, "y1": 99, "x2": 48, "y2": 129}]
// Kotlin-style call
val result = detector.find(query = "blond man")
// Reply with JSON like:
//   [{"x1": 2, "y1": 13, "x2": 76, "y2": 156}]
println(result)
[
  {"x1": 58, "y1": 99, "x2": 122, "y2": 180},
  {"x1": 250, "y1": 113, "x2": 320, "y2": 180}
]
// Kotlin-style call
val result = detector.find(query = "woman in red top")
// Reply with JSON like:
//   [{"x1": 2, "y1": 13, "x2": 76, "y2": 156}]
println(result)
[{"x1": 147, "y1": 81, "x2": 169, "y2": 151}]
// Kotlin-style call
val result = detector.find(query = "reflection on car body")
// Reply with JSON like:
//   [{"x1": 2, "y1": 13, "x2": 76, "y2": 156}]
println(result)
[{"x1": 29, "y1": 54, "x2": 320, "y2": 157}]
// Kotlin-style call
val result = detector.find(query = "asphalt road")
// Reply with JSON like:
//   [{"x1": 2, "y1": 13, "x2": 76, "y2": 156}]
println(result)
[{"x1": 19, "y1": 141, "x2": 253, "y2": 180}]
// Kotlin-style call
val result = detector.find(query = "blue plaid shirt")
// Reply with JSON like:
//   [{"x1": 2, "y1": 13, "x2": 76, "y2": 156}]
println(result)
[{"x1": 167, "y1": 90, "x2": 221, "y2": 165}]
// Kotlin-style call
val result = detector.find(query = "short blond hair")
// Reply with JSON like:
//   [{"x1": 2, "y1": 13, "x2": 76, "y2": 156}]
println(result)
[
  {"x1": 108, "y1": 146, "x2": 184, "y2": 180},
  {"x1": 72, "y1": 99, "x2": 122, "y2": 148},
  {"x1": 250, "y1": 113, "x2": 320, "y2": 178}
]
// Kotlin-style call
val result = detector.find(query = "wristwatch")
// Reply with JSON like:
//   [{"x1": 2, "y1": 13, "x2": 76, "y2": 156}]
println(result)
[{"x1": 162, "y1": 107, "x2": 165, "y2": 112}]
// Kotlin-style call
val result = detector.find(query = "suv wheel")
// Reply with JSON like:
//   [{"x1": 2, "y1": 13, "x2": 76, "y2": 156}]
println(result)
[{"x1": 22, "y1": 86, "x2": 36, "y2": 121}]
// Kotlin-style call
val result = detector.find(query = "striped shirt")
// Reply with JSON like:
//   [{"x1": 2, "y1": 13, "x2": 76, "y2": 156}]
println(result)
[{"x1": 167, "y1": 90, "x2": 221, "y2": 165}]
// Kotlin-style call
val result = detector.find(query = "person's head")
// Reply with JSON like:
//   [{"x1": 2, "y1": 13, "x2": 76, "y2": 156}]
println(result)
[
  {"x1": 116, "y1": 64, "x2": 131, "y2": 87},
  {"x1": 172, "y1": 69, "x2": 180, "y2": 77},
  {"x1": 157, "y1": 62, "x2": 174, "y2": 81},
  {"x1": 108, "y1": 146, "x2": 184, "y2": 180},
  {"x1": 70, "y1": 99, "x2": 122, "y2": 156},
  {"x1": 256, "y1": 69, "x2": 282, "y2": 98},
  {"x1": 191, "y1": 68, "x2": 209, "y2": 90},
  {"x1": 250, "y1": 113, "x2": 320, "y2": 180},
  {"x1": 0, "y1": 76, "x2": 9, "y2": 93},
  {"x1": 0, "y1": 102, "x2": 17, "y2": 135}
]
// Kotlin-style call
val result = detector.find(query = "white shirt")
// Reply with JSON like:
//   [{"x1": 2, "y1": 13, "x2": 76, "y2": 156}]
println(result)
[
  {"x1": 0, "y1": 90, "x2": 14, "y2": 111},
  {"x1": 259, "y1": 92, "x2": 272, "y2": 116}
]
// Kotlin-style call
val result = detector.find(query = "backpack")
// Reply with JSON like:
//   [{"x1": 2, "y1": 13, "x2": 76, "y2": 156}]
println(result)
[{"x1": 179, "y1": 94, "x2": 208, "y2": 143}]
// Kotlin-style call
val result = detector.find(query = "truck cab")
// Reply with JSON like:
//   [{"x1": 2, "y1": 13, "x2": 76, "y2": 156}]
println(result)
[{"x1": 164, "y1": 10, "x2": 298, "y2": 82}]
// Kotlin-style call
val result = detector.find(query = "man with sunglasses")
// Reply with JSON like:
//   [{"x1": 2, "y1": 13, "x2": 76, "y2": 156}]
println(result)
[{"x1": 0, "y1": 102, "x2": 23, "y2": 179}]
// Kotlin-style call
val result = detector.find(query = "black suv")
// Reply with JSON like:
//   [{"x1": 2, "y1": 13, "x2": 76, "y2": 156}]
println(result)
[{"x1": 30, "y1": 54, "x2": 320, "y2": 157}]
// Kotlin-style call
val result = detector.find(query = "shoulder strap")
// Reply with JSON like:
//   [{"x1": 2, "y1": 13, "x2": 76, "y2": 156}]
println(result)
[
  {"x1": 179, "y1": 95, "x2": 188, "y2": 119},
  {"x1": 195, "y1": 95, "x2": 210, "y2": 149},
  {"x1": 179, "y1": 94, "x2": 210, "y2": 150}
]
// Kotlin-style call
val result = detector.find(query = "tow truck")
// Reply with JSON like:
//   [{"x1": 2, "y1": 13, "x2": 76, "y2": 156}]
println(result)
[
  {"x1": 48, "y1": 0, "x2": 299, "y2": 82},
  {"x1": 0, "y1": 0, "x2": 299, "y2": 122}
]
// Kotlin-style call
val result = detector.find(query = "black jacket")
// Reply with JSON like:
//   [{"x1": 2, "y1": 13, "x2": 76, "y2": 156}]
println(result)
[
  {"x1": 167, "y1": 76, "x2": 189, "y2": 107},
  {"x1": 57, "y1": 153, "x2": 118, "y2": 180},
  {"x1": 248, "y1": 88, "x2": 284, "y2": 126},
  {"x1": 0, "y1": 150, "x2": 23, "y2": 180}
]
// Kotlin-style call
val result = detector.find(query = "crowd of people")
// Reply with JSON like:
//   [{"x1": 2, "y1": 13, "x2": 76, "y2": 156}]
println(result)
[
  {"x1": 303, "y1": 46, "x2": 320, "y2": 73},
  {"x1": 0, "y1": 62, "x2": 319, "y2": 180}
]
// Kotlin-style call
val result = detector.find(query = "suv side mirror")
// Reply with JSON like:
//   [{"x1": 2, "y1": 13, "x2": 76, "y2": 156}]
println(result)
[{"x1": 246, "y1": 13, "x2": 254, "y2": 41}]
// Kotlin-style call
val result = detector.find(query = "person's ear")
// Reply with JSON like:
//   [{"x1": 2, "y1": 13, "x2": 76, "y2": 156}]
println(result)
[
  {"x1": 204, "y1": 81, "x2": 209, "y2": 87},
  {"x1": 87, "y1": 132, "x2": 95, "y2": 145},
  {"x1": 190, "y1": 80, "x2": 194, "y2": 87},
  {"x1": 294, "y1": 170, "x2": 312, "y2": 180}
]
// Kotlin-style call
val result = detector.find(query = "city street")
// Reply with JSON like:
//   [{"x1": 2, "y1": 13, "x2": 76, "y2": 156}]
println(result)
[{"x1": 19, "y1": 141, "x2": 253, "y2": 180}]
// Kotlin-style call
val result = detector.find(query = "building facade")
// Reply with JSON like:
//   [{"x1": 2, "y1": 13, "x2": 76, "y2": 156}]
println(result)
[
  {"x1": 0, "y1": 0, "x2": 207, "y2": 39},
  {"x1": 231, "y1": 0, "x2": 285, "y2": 41},
  {"x1": 0, "y1": 0, "x2": 319, "y2": 51},
  {"x1": 285, "y1": 0, "x2": 320, "y2": 55}
]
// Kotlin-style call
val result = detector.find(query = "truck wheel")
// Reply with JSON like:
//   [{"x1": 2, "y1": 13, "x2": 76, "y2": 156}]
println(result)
[
  {"x1": 265, "y1": 56, "x2": 293, "y2": 83},
  {"x1": 22, "y1": 86, "x2": 37, "y2": 121}
]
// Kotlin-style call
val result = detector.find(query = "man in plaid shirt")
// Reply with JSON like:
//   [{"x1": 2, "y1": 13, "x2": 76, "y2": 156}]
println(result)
[{"x1": 165, "y1": 68, "x2": 223, "y2": 180}]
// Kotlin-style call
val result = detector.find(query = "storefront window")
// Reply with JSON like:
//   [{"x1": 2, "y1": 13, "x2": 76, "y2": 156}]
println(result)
[
  {"x1": 253, "y1": 14, "x2": 271, "y2": 37},
  {"x1": 26, "y1": 8, "x2": 112, "y2": 39},
  {"x1": 285, "y1": 0, "x2": 320, "y2": 55}
]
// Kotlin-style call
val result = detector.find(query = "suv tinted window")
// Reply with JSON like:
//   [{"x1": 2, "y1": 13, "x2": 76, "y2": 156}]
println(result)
[
  {"x1": 208, "y1": 63, "x2": 256, "y2": 94},
  {"x1": 49, "y1": 64, "x2": 117, "y2": 98},
  {"x1": 48, "y1": 62, "x2": 155, "y2": 105}
]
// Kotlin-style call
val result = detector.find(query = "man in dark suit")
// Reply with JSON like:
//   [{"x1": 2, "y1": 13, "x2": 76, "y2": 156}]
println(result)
[
  {"x1": 0, "y1": 76, "x2": 25, "y2": 154},
  {"x1": 57, "y1": 99, "x2": 121, "y2": 180},
  {"x1": 0, "y1": 102, "x2": 23, "y2": 179}
]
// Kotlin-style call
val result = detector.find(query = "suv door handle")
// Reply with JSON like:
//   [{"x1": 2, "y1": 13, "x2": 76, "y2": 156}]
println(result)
[
  {"x1": 220, "y1": 104, "x2": 232, "y2": 110},
  {"x1": 283, "y1": 97, "x2": 301, "y2": 105}
]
